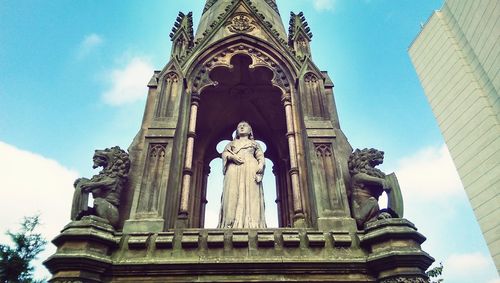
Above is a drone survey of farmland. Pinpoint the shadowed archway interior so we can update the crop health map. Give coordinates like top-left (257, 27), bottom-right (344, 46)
top-left (187, 54), bottom-right (294, 227)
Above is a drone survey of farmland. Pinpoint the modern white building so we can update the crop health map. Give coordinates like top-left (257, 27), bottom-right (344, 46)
top-left (409, 0), bottom-right (499, 272)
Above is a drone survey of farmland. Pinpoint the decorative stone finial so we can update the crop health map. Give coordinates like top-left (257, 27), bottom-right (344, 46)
top-left (170, 12), bottom-right (194, 60)
top-left (288, 12), bottom-right (313, 60)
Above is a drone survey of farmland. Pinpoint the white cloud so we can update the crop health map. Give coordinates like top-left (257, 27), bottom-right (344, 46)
top-left (444, 252), bottom-right (494, 280)
top-left (0, 141), bottom-right (78, 280)
top-left (77, 33), bottom-right (103, 59)
top-left (102, 57), bottom-right (153, 106)
top-left (391, 145), bottom-right (498, 283)
top-left (313, 0), bottom-right (335, 11)
top-left (394, 145), bottom-right (463, 200)
top-left (391, 144), bottom-right (464, 251)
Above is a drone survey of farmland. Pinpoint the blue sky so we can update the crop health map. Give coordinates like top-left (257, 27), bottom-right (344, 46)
top-left (0, 0), bottom-right (497, 282)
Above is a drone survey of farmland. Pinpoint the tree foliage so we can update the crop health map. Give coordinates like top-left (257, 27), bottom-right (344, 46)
top-left (426, 262), bottom-right (444, 283)
top-left (0, 215), bottom-right (47, 283)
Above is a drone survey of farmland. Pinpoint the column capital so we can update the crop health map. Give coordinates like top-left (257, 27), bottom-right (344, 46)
top-left (191, 92), bottom-right (201, 104)
top-left (281, 91), bottom-right (292, 103)
top-left (281, 92), bottom-right (292, 103)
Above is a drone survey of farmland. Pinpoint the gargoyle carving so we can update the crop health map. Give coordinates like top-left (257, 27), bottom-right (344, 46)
top-left (70, 146), bottom-right (130, 228)
top-left (348, 148), bottom-right (403, 229)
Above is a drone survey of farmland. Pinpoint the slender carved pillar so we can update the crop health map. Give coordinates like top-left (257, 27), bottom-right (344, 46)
top-left (282, 92), bottom-right (305, 226)
top-left (200, 164), bottom-right (211, 228)
top-left (178, 92), bottom-right (200, 226)
top-left (272, 164), bottom-right (284, 227)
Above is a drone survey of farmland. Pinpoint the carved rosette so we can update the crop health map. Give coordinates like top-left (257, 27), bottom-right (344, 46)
top-left (226, 13), bottom-right (256, 33)
top-left (191, 44), bottom-right (291, 94)
top-left (304, 73), bottom-right (319, 83)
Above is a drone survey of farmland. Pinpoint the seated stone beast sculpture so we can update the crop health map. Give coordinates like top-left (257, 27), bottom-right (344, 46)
top-left (348, 148), bottom-right (399, 230)
top-left (70, 146), bottom-right (130, 228)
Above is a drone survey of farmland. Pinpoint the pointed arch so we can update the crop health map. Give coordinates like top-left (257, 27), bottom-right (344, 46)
top-left (176, 34), bottom-right (313, 228)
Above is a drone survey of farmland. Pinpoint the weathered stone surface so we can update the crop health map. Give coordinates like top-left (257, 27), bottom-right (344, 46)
top-left (46, 0), bottom-right (434, 281)
top-left (348, 148), bottom-right (403, 230)
top-left (218, 122), bottom-right (267, 229)
top-left (360, 219), bottom-right (433, 281)
top-left (70, 147), bottom-right (130, 229)
top-left (46, 219), bottom-right (433, 282)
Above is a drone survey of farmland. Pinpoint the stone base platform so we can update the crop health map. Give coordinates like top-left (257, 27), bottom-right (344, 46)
top-left (44, 217), bottom-right (433, 282)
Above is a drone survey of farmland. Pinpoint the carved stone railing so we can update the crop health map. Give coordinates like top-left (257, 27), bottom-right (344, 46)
top-left (45, 217), bottom-right (432, 282)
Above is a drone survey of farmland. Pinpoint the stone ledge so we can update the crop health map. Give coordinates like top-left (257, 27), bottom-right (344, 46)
top-left (332, 232), bottom-right (352, 247)
top-left (307, 231), bottom-right (326, 247)
top-left (282, 230), bottom-right (300, 247)
top-left (127, 234), bottom-right (151, 249)
top-left (257, 231), bottom-right (275, 248)
top-left (182, 231), bottom-right (200, 248)
top-left (232, 231), bottom-right (249, 248)
top-left (155, 232), bottom-right (174, 249)
top-left (360, 219), bottom-right (427, 248)
top-left (207, 231), bottom-right (225, 248)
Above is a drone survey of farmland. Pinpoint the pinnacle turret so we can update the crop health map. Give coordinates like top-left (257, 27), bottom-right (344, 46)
top-left (288, 12), bottom-right (313, 60)
top-left (169, 12), bottom-right (194, 60)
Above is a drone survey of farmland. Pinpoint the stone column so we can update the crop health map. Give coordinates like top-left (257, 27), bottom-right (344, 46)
top-left (177, 92), bottom-right (200, 227)
top-left (282, 92), bottom-right (305, 227)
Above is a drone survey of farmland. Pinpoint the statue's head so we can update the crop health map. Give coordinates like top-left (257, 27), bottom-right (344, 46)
top-left (93, 150), bottom-right (109, 169)
top-left (348, 148), bottom-right (385, 177)
top-left (235, 121), bottom-right (254, 140)
top-left (92, 146), bottom-right (131, 178)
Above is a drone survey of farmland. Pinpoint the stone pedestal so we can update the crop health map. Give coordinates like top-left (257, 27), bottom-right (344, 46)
top-left (45, 218), bottom-right (433, 282)
top-left (44, 216), bottom-right (118, 283)
top-left (360, 219), bottom-right (434, 282)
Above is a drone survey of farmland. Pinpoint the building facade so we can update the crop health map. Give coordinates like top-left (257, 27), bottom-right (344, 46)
top-left (409, 0), bottom-right (499, 271)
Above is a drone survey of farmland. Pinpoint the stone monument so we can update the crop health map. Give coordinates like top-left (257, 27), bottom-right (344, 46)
top-left (45, 1), bottom-right (433, 282)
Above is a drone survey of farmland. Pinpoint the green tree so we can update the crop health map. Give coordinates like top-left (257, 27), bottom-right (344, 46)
top-left (0, 215), bottom-right (47, 283)
top-left (426, 262), bottom-right (444, 283)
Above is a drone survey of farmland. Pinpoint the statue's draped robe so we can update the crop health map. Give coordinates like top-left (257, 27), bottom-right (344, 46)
top-left (218, 139), bottom-right (266, 228)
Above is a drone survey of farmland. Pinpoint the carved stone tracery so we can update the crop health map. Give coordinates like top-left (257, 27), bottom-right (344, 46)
top-left (166, 72), bottom-right (179, 83)
top-left (156, 72), bottom-right (180, 118)
top-left (192, 44), bottom-right (291, 94)
top-left (314, 143), bottom-right (341, 213)
top-left (315, 143), bottom-right (332, 157)
top-left (137, 143), bottom-right (167, 214)
top-left (303, 72), bottom-right (327, 118)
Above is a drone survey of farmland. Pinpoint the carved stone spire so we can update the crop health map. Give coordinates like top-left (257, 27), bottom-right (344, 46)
top-left (203, 0), bottom-right (280, 15)
top-left (288, 12), bottom-right (313, 60)
top-left (169, 11), bottom-right (194, 60)
top-left (196, 0), bottom-right (287, 43)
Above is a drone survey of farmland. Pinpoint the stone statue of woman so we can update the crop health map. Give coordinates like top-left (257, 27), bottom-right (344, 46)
top-left (218, 121), bottom-right (267, 228)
